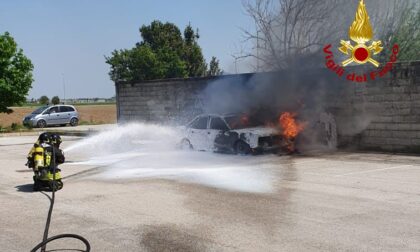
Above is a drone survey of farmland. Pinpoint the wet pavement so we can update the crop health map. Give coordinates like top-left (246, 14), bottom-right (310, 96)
top-left (1, 135), bottom-right (420, 251)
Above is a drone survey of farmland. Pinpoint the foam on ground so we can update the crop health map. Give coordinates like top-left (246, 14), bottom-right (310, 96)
top-left (65, 123), bottom-right (274, 193)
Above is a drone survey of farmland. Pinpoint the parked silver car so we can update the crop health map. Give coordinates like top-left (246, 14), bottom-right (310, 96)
top-left (23, 105), bottom-right (79, 128)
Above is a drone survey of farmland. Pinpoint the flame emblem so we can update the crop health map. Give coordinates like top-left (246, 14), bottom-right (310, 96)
top-left (339, 0), bottom-right (383, 67)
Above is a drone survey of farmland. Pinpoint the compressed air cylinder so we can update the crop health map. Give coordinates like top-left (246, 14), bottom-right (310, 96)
top-left (34, 147), bottom-right (44, 171)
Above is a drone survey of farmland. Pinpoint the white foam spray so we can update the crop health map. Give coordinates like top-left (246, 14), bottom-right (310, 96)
top-left (65, 123), bottom-right (274, 193)
top-left (64, 123), bottom-right (179, 154)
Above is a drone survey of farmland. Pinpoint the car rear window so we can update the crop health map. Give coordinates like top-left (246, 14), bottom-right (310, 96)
top-left (60, 106), bottom-right (75, 112)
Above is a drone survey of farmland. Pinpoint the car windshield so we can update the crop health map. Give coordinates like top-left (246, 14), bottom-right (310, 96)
top-left (31, 106), bottom-right (48, 114)
top-left (224, 115), bottom-right (261, 129)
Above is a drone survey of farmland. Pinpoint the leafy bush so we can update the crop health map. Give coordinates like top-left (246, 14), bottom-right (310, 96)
top-left (11, 123), bottom-right (18, 131)
top-left (0, 123), bottom-right (30, 133)
top-left (4, 123), bottom-right (25, 132)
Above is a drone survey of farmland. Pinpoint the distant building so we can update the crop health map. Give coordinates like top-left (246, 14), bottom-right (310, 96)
top-left (61, 98), bottom-right (116, 104)
top-left (25, 97), bottom-right (115, 105)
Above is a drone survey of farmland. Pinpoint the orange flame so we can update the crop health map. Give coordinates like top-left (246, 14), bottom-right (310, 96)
top-left (279, 112), bottom-right (305, 139)
top-left (240, 115), bottom-right (249, 126)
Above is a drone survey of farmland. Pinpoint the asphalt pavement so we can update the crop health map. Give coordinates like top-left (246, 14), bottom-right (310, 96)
top-left (0, 134), bottom-right (419, 251)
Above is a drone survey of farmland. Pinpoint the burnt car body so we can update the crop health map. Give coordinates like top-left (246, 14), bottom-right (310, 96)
top-left (181, 114), bottom-right (283, 154)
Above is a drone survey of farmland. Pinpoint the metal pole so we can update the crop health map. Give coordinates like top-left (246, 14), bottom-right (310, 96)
top-left (62, 74), bottom-right (66, 104)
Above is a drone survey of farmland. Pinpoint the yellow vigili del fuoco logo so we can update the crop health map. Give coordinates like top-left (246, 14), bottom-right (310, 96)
top-left (324, 0), bottom-right (399, 82)
top-left (339, 0), bottom-right (383, 67)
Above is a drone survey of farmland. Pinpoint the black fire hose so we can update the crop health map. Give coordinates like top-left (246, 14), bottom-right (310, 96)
top-left (31, 144), bottom-right (91, 252)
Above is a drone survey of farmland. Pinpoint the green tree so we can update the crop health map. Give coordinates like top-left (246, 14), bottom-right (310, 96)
top-left (386, 5), bottom-right (420, 61)
top-left (107, 46), bottom-right (164, 81)
top-left (207, 56), bottom-right (223, 76)
top-left (0, 32), bottom-right (33, 113)
top-left (183, 25), bottom-right (207, 77)
top-left (139, 21), bottom-right (184, 54)
top-left (51, 96), bottom-right (60, 105)
top-left (106, 21), bottom-right (222, 82)
top-left (39, 96), bottom-right (49, 105)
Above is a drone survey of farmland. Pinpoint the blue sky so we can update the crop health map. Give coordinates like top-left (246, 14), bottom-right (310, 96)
top-left (0, 0), bottom-right (254, 99)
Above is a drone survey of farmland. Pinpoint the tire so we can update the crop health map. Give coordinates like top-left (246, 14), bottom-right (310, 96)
top-left (235, 140), bottom-right (251, 155)
top-left (37, 120), bottom-right (47, 128)
top-left (180, 138), bottom-right (193, 150)
top-left (70, 118), bottom-right (78, 127)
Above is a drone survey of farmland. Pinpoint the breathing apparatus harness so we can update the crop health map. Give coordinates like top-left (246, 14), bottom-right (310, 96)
top-left (30, 136), bottom-right (91, 252)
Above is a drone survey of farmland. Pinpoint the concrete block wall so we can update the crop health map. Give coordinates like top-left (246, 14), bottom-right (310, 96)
top-left (337, 61), bottom-right (420, 152)
top-left (117, 76), bottom-right (215, 124)
top-left (116, 61), bottom-right (420, 152)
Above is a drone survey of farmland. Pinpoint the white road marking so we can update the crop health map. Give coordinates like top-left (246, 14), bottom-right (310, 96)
top-left (335, 165), bottom-right (414, 177)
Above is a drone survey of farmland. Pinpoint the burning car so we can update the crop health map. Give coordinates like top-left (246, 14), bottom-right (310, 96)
top-left (180, 114), bottom-right (284, 154)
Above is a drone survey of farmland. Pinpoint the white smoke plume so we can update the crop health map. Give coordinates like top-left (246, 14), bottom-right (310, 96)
top-left (65, 123), bottom-right (274, 193)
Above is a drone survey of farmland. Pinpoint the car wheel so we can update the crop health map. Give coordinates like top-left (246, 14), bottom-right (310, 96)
top-left (37, 120), bottom-right (47, 128)
top-left (235, 140), bottom-right (251, 155)
top-left (180, 138), bottom-right (193, 150)
top-left (70, 118), bottom-right (78, 127)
